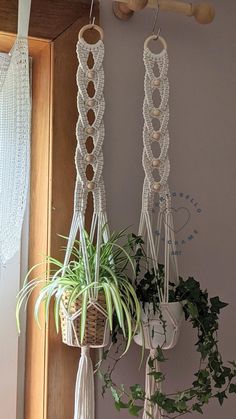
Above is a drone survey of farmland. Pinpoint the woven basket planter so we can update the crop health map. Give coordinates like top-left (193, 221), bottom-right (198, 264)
top-left (134, 302), bottom-right (184, 350)
top-left (60, 292), bottom-right (109, 348)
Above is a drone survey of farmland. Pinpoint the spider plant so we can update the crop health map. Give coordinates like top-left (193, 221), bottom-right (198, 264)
top-left (16, 229), bottom-right (141, 353)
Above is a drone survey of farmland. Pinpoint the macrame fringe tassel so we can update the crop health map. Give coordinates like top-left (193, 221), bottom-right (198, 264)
top-left (143, 350), bottom-right (162, 419)
top-left (74, 347), bottom-right (94, 419)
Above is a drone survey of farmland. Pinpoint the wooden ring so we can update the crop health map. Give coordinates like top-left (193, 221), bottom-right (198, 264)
top-left (144, 35), bottom-right (167, 52)
top-left (79, 24), bottom-right (104, 41)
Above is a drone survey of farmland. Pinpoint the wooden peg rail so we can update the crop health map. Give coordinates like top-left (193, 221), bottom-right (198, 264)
top-left (113, 0), bottom-right (215, 24)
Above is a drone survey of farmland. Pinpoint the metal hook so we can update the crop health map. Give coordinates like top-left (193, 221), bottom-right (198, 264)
top-left (152, 2), bottom-right (161, 40)
top-left (89, 0), bottom-right (96, 25)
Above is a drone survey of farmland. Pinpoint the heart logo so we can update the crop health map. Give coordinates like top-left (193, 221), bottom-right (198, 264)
top-left (164, 207), bottom-right (191, 234)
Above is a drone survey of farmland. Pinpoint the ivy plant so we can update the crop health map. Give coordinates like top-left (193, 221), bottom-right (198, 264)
top-left (98, 234), bottom-right (236, 418)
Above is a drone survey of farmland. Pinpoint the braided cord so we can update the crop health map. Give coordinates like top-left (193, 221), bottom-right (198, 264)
top-left (75, 37), bottom-right (106, 215)
top-left (62, 32), bottom-right (109, 307)
top-left (139, 39), bottom-right (178, 301)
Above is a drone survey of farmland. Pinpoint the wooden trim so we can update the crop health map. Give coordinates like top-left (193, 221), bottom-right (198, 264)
top-left (46, 17), bottom-right (98, 419)
top-left (0, 0), bottom-right (98, 40)
top-left (25, 41), bottom-right (52, 419)
top-left (0, 32), bottom-right (51, 419)
top-left (0, 2), bottom-right (99, 417)
top-left (46, 18), bottom-right (83, 419)
top-left (0, 32), bottom-right (50, 53)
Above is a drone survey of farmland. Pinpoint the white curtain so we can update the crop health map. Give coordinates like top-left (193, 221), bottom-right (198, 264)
top-left (0, 0), bottom-right (31, 267)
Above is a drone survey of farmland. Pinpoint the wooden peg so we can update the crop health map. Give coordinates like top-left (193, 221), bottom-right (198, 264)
top-left (192, 2), bottom-right (215, 24)
top-left (127, 0), bottom-right (148, 10)
top-left (113, 0), bottom-right (215, 24)
top-left (112, 1), bottom-right (134, 20)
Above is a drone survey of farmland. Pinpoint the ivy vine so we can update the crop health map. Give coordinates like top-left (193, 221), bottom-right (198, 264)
top-left (98, 234), bottom-right (236, 418)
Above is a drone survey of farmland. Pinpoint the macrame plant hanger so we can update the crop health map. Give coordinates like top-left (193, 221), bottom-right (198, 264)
top-left (59, 3), bottom-right (109, 419)
top-left (137, 8), bottom-right (182, 419)
top-left (0, 0), bottom-right (31, 272)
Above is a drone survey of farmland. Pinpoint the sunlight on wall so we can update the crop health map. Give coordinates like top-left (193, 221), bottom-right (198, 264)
top-left (0, 253), bottom-right (20, 419)
top-left (0, 195), bottom-right (28, 419)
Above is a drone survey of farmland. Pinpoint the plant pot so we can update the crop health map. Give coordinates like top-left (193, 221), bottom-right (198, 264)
top-left (134, 302), bottom-right (184, 350)
top-left (60, 292), bottom-right (109, 348)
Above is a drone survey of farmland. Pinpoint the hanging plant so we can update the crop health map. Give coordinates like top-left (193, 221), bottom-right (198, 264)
top-left (134, 262), bottom-right (184, 352)
top-left (99, 234), bottom-right (236, 418)
top-left (16, 230), bottom-right (141, 353)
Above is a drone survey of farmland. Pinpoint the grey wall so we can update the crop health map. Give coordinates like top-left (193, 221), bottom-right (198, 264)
top-left (97, 1), bottom-right (236, 418)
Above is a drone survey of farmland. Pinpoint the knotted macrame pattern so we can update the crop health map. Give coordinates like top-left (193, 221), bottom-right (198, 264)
top-left (62, 34), bottom-right (109, 308)
top-left (60, 27), bottom-right (109, 419)
top-left (139, 36), bottom-right (181, 419)
top-left (139, 37), bottom-right (178, 303)
top-left (0, 37), bottom-right (31, 267)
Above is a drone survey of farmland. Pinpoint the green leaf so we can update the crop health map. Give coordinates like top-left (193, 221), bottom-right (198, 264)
top-left (193, 404), bottom-right (203, 414)
top-left (148, 371), bottom-right (165, 382)
top-left (44, 284), bottom-right (58, 324)
top-left (130, 384), bottom-right (145, 400)
top-left (187, 302), bottom-right (198, 318)
top-left (54, 288), bottom-right (65, 332)
top-left (115, 401), bottom-right (129, 411)
top-left (100, 264), bottom-right (119, 286)
top-left (124, 280), bottom-right (142, 327)
top-left (120, 299), bottom-right (133, 354)
top-left (215, 391), bottom-right (227, 406)
top-left (34, 287), bottom-right (49, 327)
top-left (102, 283), bottom-right (114, 331)
top-left (111, 386), bottom-right (120, 403)
top-left (229, 384), bottom-right (236, 393)
top-left (80, 290), bottom-right (88, 344)
top-left (176, 399), bottom-right (187, 412)
top-left (128, 405), bottom-right (143, 416)
top-left (210, 297), bottom-right (228, 314)
top-left (150, 390), bottom-right (166, 406)
top-left (148, 356), bottom-right (154, 369)
top-left (16, 279), bottom-right (44, 332)
top-left (111, 242), bottom-right (135, 275)
top-left (156, 346), bottom-right (168, 363)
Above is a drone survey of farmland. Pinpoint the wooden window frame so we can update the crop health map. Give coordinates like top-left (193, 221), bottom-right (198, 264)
top-left (0, 2), bottom-right (98, 418)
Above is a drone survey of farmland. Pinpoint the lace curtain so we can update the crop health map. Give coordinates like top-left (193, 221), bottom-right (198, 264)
top-left (0, 0), bottom-right (31, 267)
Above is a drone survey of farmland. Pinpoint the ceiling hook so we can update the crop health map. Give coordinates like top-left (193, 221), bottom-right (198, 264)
top-left (89, 0), bottom-right (96, 26)
top-left (152, 2), bottom-right (161, 40)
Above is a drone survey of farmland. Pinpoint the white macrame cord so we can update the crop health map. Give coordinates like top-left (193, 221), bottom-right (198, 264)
top-left (61, 24), bottom-right (109, 419)
top-left (139, 35), bottom-right (180, 419)
top-left (74, 347), bottom-right (95, 419)
top-left (139, 35), bottom-right (178, 297)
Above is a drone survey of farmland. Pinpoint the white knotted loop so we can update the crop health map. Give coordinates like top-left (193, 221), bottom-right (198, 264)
top-left (61, 29), bottom-right (109, 304)
top-left (75, 37), bottom-right (106, 216)
top-left (139, 38), bottom-right (179, 302)
top-left (141, 43), bottom-right (170, 209)
top-left (62, 29), bottom-right (110, 419)
top-left (143, 349), bottom-right (162, 419)
top-left (74, 347), bottom-right (95, 419)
